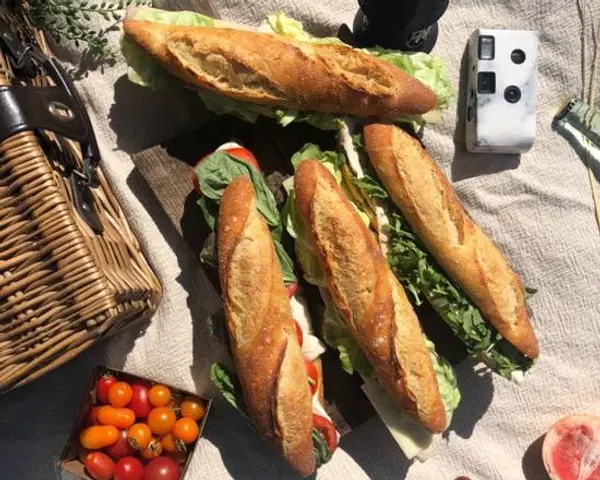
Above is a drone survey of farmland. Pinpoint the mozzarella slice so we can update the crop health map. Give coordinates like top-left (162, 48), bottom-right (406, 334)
top-left (289, 294), bottom-right (326, 361)
top-left (312, 395), bottom-right (341, 444)
top-left (216, 141), bottom-right (242, 151)
top-left (361, 377), bottom-right (441, 461)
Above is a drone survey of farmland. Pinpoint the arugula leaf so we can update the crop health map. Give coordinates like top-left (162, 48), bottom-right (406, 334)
top-left (312, 429), bottom-right (333, 468)
top-left (195, 152), bottom-right (280, 227)
top-left (353, 175), bottom-right (390, 200)
top-left (210, 363), bottom-right (251, 423)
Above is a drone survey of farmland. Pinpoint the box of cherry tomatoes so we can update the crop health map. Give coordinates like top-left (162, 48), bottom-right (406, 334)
top-left (58, 366), bottom-right (212, 480)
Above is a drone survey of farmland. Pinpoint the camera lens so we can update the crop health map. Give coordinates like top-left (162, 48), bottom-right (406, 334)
top-left (504, 85), bottom-right (521, 103)
top-left (511, 49), bottom-right (526, 64)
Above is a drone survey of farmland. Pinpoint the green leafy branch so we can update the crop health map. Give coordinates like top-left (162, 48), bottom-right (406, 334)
top-left (28, 0), bottom-right (150, 59)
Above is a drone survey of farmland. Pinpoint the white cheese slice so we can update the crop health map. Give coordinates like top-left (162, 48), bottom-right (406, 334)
top-left (361, 377), bottom-right (440, 461)
top-left (339, 120), bottom-right (365, 179)
top-left (216, 141), bottom-right (242, 151)
top-left (289, 294), bottom-right (326, 361)
top-left (374, 202), bottom-right (390, 257)
top-left (511, 370), bottom-right (525, 385)
top-left (312, 395), bottom-right (341, 443)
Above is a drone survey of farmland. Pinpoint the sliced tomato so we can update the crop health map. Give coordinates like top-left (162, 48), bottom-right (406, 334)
top-left (294, 321), bottom-right (303, 347)
top-left (313, 414), bottom-right (337, 453)
top-left (284, 282), bottom-right (298, 297)
top-left (304, 358), bottom-right (318, 396)
top-left (192, 146), bottom-right (260, 195)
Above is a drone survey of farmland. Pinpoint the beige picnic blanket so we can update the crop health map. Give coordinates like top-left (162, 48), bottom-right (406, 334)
top-left (4, 1), bottom-right (600, 479)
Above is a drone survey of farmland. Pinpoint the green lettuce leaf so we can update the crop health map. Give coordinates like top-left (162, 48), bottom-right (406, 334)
top-left (321, 302), bottom-right (373, 377)
top-left (424, 338), bottom-right (461, 414)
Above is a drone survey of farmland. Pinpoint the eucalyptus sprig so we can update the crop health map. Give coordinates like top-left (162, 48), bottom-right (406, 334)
top-left (28, 0), bottom-right (150, 59)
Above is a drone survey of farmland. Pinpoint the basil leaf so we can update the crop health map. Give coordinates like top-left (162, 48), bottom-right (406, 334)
top-left (353, 175), bottom-right (389, 200)
top-left (210, 363), bottom-right (251, 423)
top-left (199, 232), bottom-right (218, 268)
top-left (207, 309), bottom-right (231, 351)
top-left (195, 151), bottom-right (280, 227)
top-left (197, 196), bottom-right (219, 231)
top-left (312, 429), bottom-right (333, 468)
top-left (273, 240), bottom-right (297, 284)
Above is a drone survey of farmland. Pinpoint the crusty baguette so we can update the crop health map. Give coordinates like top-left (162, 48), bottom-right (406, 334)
top-left (363, 123), bottom-right (539, 359)
top-left (122, 18), bottom-right (437, 119)
top-left (218, 177), bottom-right (315, 477)
top-left (294, 160), bottom-right (447, 433)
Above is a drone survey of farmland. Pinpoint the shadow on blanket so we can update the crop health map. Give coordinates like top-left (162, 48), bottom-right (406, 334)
top-left (451, 43), bottom-right (521, 182)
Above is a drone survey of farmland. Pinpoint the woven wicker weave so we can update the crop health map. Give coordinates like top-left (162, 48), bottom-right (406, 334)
top-left (0, 8), bottom-right (161, 392)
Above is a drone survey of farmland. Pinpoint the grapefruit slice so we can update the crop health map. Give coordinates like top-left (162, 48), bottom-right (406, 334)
top-left (542, 414), bottom-right (600, 480)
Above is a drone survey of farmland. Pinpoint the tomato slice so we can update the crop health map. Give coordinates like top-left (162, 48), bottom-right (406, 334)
top-left (284, 282), bottom-right (298, 297)
top-left (304, 358), bottom-right (318, 396)
top-left (192, 145), bottom-right (261, 195)
top-left (312, 414), bottom-right (337, 453)
top-left (294, 321), bottom-right (303, 348)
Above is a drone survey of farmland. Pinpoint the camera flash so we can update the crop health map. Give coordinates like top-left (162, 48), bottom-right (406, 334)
top-left (478, 35), bottom-right (495, 60)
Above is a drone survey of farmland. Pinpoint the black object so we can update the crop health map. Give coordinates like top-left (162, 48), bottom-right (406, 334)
top-left (504, 85), bottom-right (522, 103)
top-left (0, 8), bottom-right (103, 233)
top-left (477, 72), bottom-right (496, 94)
top-left (511, 48), bottom-right (526, 64)
top-left (352, 0), bottom-right (449, 52)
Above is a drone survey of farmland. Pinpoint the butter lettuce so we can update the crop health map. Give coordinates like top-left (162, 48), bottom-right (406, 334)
top-left (121, 9), bottom-right (451, 130)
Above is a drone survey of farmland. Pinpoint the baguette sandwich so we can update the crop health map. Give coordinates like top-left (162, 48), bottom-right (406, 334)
top-left (283, 152), bottom-right (461, 459)
top-left (121, 8), bottom-right (452, 131)
top-left (196, 143), bottom-right (339, 476)
top-left (362, 123), bottom-right (539, 365)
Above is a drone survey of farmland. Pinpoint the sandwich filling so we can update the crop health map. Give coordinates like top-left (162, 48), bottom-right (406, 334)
top-left (196, 143), bottom-right (339, 466)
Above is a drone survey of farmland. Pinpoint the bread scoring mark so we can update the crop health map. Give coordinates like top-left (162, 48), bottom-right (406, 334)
top-left (226, 208), bottom-right (273, 346)
top-left (167, 38), bottom-right (285, 101)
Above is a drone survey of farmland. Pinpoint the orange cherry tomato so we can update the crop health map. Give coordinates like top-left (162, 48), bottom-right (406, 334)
top-left (160, 433), bottom-right (184, 453)
top-left (127, 423), bottom-right (152, 451)
top-left (96, 406), bottom-right (136, 429)
top-left (108, 382), bottom-right (133, 408)
top-left (147, 407), bottom-right (177, 436)
top-left (140, 438), bottom-right (163, 460)
top-left (172, 417), bottom-right (200, 444)
top-left (312, 414), bottom-right (337, 453)
top-left (148, 385), bottom-right (171, 408)
top-left (180, 398), bottom-right (206, 422)
top-left (304, 358), bottom-right (319, 396)
top-left (80, 425), bottom-right (120, 450)
top-left (294, 321), bottom-right (303, 348)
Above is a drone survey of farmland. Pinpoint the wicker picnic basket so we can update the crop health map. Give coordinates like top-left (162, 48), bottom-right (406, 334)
top-left (0, 4), bottom-right (162, 392)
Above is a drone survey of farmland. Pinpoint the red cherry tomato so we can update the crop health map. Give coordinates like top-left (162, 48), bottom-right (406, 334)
top-left (84, 452), bottom-right (115, 480)
top-left (284, 282), bottom-right (298, 297)
top-left (304, 358), bottom-right (319, 396)
top-left (294, 322), bottom-right (303, 348)
top-left (114, 456), bottom-right (145, 480)
top-left (192, 146), bottom-right (260, 195)
top-left (96, 374), bottom-right (117, 405)
top-left (144, 456), bottom-right (181, 480)
top-left (105, 429), bottom-right (135, 460)
top-left (128, 382), bottom-right (151, 419)
top-left (312, 415), bottom-right (337, 453)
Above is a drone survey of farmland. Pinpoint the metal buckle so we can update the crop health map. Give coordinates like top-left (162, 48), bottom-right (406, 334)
top-left (0, 11), bottom-right (103, 233)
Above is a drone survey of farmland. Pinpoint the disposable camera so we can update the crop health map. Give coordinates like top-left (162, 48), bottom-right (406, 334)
top-left (465, 29), bottom-right (539, 154)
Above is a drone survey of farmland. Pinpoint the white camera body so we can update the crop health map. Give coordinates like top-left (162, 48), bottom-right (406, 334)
top-left (465, 29), bottom-right (539, 154)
